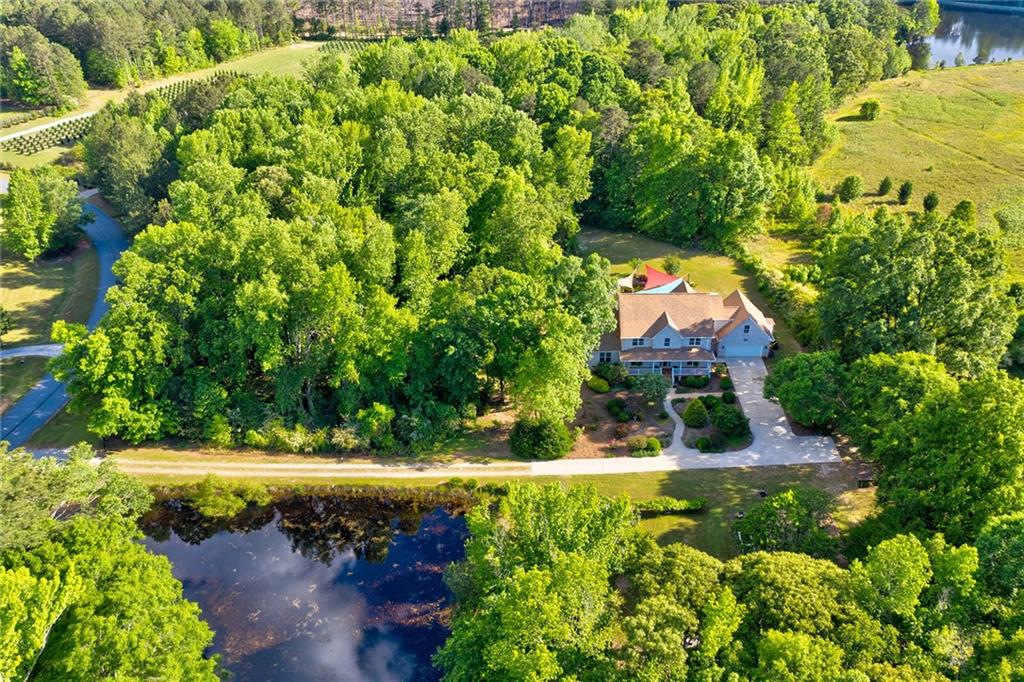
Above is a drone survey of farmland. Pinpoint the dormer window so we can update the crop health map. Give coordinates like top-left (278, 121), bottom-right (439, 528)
top-left (687, 338), bottom-right (700, 346)
top-left (663, 337), bottom-right (671, 347)
top-left (631, 338), bottom-right (645, 347)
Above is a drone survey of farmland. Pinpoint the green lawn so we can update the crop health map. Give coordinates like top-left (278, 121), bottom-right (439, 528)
top-left (810, 61), bottom-right (1024, 280)
top-left (0, 357), bottom-right (50, 413)
top-left (0, 244), bottom-right (98, 346)
top-left (578, 227), bottom-right (803, 357)
top-left (26, 406), bottom-right (99, 449)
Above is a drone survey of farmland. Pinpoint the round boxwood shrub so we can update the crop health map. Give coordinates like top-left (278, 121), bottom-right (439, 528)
top-left (646, 437), bottom-right (662, 454)
top-left (587, 376), bottom-right (610, 393)
top-left (722, 390), bottom-right (737, 404)
top-left (510, 417), bottom-right (574, 460)
top-left (720, 377), bottom-right (734, 390)
top-left (699, 395), bottom-right (723, 411)
top-left (695, 436), bottom-right (712, 452)
top-left (683, 399), bottom-right (709, 428)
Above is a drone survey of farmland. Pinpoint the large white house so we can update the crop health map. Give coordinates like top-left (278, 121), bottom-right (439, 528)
top-left (591, 265), bottom-right (775, 378)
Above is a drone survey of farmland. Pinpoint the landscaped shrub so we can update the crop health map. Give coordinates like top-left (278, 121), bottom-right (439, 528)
top-left (626, 435), bottom-right (650, 452)
top-left (658, 410), bottom-right (670, 420)
top-left (683, 399), bottom-right (709, 428)
top-left (720, 377), bottom-right (734, 390)
top-left (606, 397), bottom-right (632, 423)
top-left (593, 362), bottom-right (628, 386)
top-left (614, 423), bottom-right (630, 439)
top-left (634, 373), bottom-right (672, 403)
top-left (722, 391), bottom-right (737, 404)
top-left (509, 417), bottom-right (574, 460)
top-left (878, 176), bottom-right (893, 195)
top-left (635, 496), bottom-right (707, 514)
top-left (711, 404), bottom-right (751, 439)
top-left (699, 395), bottom-right (723, 411)
top-left (587, 376), bottom-right (611, 393)
top-left (683, 375), bottom-right (710, 389)
top-left (923, 191), bottom-right (940, 212)
top-left (695, 436), bottom-right (712, 452)
top-left (646, 437), bottom-right (662, 454)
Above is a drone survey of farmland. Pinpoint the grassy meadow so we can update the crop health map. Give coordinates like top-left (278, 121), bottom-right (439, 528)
top-left (810, 61), bottom-right (1024, 279)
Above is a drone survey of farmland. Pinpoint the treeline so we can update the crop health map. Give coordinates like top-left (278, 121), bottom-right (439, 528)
top-left (0, 0), bottom-right (293, 107)
top-left (54, 46), bottom-right (615, 451)
top-left (299, 0), bottom-right (591, 37)
top-left (44, 0), bottom-right (945, 452)
top-left (438, 482), bottom-right (1024, 680)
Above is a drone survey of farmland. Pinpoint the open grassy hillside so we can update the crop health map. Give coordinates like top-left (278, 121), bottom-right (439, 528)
top-left (810, 61), bottom-right (1024, 279)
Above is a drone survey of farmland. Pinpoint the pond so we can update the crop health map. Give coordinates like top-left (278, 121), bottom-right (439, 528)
top-left (926, 8), bottom-right (1024, 66)
top-left (140, 492), bottom-right (472, 682)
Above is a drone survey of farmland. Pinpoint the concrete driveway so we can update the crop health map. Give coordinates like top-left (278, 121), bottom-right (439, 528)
top-left (664, 358), bottom-right (841, 468)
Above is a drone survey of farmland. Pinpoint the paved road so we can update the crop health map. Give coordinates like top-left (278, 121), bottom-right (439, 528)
top-left (0, 344), bottom-right (63, 359)
top-left (0, 201), bottom-right (127, 448)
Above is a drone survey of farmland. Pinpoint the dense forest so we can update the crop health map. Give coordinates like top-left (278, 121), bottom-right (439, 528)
top-left (0, 0), bottom-right (293, 106)
top-left (438, 482), bottom-right (1024, 680)
top-left (46, 0), bottom-right (968, 453)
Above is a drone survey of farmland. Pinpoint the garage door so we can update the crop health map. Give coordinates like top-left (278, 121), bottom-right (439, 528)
top-left (719, 343), bottom-right (765, 358)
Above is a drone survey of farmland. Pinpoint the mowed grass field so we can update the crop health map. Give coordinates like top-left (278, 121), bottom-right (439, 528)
top-left (0, 245), bottom-right (98, 346)
top-left (578, 227), bottom-right (803, 357)
top-left (811, 61), bottom-right (1024, 279)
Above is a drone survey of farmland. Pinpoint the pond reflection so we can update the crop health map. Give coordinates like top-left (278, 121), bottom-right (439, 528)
top-left (141, 492), bottom-right (471, 681)
top-left (927, 9), bottom-right (1024, 66)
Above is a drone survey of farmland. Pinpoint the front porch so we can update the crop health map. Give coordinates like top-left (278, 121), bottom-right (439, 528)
top-left (626, 360), bottom-right (712, 378)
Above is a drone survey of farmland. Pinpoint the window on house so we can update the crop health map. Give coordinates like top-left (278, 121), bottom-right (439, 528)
top-left (688, 338), bottom-right (700, 346)
top-left (663, 337), bottom-right (671, 347)
top-left (743, 324), bottom-right (751, 334)
top-left (598, 352), bottom-right (614, 363)
top-left (631, 338), bottom-right (646, 347)
top-left (685, 361), bottom-right (699, 368)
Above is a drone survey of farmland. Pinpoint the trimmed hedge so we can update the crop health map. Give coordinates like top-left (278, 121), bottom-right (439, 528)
top-left (510, 417), bottom-right (574, 460)
top-left (683, 375), bottom-right (710, 388)
top-left (722, 391), bottom-right (737, 404)
top-left (635, 496), bottom-right (707, 514)
top-left (720, 377), bottom-right (734, 390)
top-left (587, 376), bottom-right (611, 393)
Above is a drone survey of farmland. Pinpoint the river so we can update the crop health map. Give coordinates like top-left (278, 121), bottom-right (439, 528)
top-left (926, 8), bottom-right (1024, 65)
top-left (140, 493), bottom-right (472, 682)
